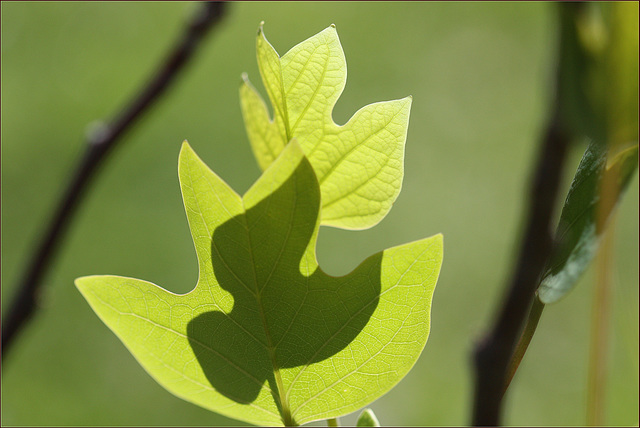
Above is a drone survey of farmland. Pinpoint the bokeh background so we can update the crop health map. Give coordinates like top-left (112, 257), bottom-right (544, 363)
top-left (2, 2), bottom-right (637, 426)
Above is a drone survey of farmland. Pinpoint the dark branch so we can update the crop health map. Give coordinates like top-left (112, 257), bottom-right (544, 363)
top-left (2, 2), bottom-right (227, 358)
top-left (470, 4), bottom-right (584, 423)
top-left (471, 103), bottom-right (570, 426)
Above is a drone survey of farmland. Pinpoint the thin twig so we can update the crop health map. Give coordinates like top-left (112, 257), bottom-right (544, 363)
top-left (1, 2), bottom-right (227, 358)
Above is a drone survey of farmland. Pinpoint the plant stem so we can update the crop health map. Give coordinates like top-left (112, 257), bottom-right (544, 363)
top-left (503, 298), bottom-right (545, 396)
top-left (587, 221), bottom-right (614, 426)
top-left (1, 1), bottom-right (227, 359)
top-left (327, 417), bottom-right (340, 427)
top-left (471, 4), bottom-right (579, 425)
top-left (586, 142), bottom-right (620, 425)
top-left (472, 104), bottom-right (569, 426)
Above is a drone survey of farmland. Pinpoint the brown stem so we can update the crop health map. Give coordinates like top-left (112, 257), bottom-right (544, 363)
top-left (1, 1), bottom-right (227, 358)
top-left (471, 4), bottom-right (585, 424)
top-left (472, 107), bottom-right (570, 425)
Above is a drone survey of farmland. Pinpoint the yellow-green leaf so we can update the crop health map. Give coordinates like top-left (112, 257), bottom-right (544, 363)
top-left (76, 141), bottom-right (443, 426)
top-left (240, 23), bottom-right (412, 230)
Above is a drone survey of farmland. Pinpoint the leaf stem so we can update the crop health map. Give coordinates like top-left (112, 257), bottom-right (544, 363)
top-left (503, 298), bottom-right (545, 395)
top-left (1, 2), bottom-right (227, 359)
top-left (587, 221), bottom-right (614, 426)
top-left (586, 141), bottom-right (620, 425)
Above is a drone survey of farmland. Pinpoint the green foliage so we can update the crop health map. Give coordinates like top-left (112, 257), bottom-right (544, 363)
top-left (356, 408), bottom-right (381, 427)
top-left (76, 25), bottom-right (442, 426)
top-left (558, 2), bottom-right (639, 147)
top-left (538, 142), bottom-right (638, 304)
top-left (240, 23), bottom-right (411, 230)
top-left (538, 3), bottom-right (639, 304)
top-left (76, 142), bottom-right (442, 426)
top-left (576, 2), bottom-right (639, 149)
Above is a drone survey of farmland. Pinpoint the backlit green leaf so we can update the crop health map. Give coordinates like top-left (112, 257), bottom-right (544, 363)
top-left (240, 23), bottom-right (412, 230)
top-left (76, 141), bottom-right (443, 426)
top-left (356, 408), bottom-right (381, 427)
top-left (538, 142), bottom-right (638, 304)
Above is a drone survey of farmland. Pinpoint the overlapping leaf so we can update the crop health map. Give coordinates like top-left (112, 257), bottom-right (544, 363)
top-left (538, 141), bottom-right (638, 304)
top-left (539, 3), bottom-right (638, 304)
top-left (76, 141), bottom-right (443, 426)
top-left (240, 23), bottom-right (412, 230)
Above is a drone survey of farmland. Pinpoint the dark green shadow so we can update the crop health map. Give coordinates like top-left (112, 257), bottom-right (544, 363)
top-left (187, 160), bottom-right (381, 409)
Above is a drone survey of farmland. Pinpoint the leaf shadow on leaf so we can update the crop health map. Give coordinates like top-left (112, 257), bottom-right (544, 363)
top-left (186, 158), bottom-right (382, 410)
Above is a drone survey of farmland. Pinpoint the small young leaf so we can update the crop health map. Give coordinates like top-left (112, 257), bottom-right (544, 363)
top-left (240, 23), bottom-right (412, 230)
top-left (356, 408), bottom-right (381, 427)
top-left (76, 141), bottom-right (443, 426)
top-left (538, 141), bottom-right (638, 304)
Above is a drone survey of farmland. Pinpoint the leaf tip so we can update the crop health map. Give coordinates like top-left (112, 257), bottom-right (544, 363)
top-left (356, 408), bottom-right (381, 427)
top-left (431, 232), bottom-right (444, 253)
top-left (180, 139), bottom-right (192, 153)
top-left (74, 275), bottom-right (102, 295)
top-left (240, 72), bottom-right (249, 85)
top-left (179, 140), bottom-right (197, 167)
top-left (257, 20), bottom-right (265, 35)
top-left (286, 138), bottom-right (305, 158)
top-left (74, 276), bottom-right (87, 290)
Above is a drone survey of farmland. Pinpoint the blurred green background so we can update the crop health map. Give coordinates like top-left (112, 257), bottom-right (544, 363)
top-left (1, 2), bottom-right (637, 426)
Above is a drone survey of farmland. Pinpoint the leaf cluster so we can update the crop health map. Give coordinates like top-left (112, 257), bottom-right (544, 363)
top-left (76, 24), bottom-right (443, 426)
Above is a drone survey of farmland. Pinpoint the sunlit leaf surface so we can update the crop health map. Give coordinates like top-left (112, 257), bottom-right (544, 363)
top-left (77, 141), bottom-right (442, 426)
top-left (241, 24), bottom-right (411, 230)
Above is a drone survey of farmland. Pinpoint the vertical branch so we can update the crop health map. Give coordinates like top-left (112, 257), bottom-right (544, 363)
top-left (1, 2), bottom-right (227, 358)
top-left (472, 106), bottom-right (570, 425)
top-left (471, 4), bottom-right (584, 425)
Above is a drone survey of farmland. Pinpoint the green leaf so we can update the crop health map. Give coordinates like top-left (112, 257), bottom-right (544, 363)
top-left (538, 142), bottom-right (638, 304)
top-left (356, 408), bottom-right (381, 427)
top-left (76, 141), bottom-right (443, 426)
top-left (240, 23), bottom-right (412, 230)
top-left (575, 2), bottom-right (639, 149)
top-left (601, 2), bottom-right (639, 149)
top-left (562, 3), bottom-right (639, 146)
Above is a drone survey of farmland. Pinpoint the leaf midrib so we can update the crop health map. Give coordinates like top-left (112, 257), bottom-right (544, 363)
top-left (287, 43), bottom-right (330, 136)
top-left (242, 177), bottom-right (299, 425)
top-left (185, 157), bottom-right (271, 347)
